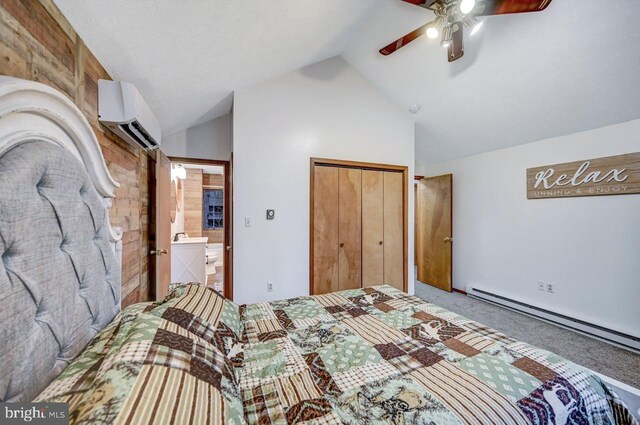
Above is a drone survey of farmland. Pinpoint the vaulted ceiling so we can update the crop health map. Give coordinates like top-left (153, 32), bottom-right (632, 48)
top-left (342, 0), bottom-right (640, 163)
top-left (53, 0), bottom-right (378, 135)
top-left (55, 0), bottom-right (640, 165)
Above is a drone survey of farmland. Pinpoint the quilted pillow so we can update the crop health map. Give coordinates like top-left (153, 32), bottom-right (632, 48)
top-left (162, 284), bottom-right (245, 365)
top-left (37, 285), bottom-right (246, 424)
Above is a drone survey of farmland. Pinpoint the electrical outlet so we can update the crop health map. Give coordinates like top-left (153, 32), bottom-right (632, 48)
top-left (245, 217), bottom-right (252, 227)
top-left (546, 282), bottom-right (554, 293)
top-left (267, 281), bottom-right (274, 292)
top-left (537, 281), bottom-right (546, 291)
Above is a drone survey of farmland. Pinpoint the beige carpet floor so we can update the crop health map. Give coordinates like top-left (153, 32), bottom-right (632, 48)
top-left (414, 280), bottom-right (640, 389)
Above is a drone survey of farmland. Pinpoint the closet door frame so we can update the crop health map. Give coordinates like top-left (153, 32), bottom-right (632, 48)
top-left (309, 157), bottom-right (409, 295)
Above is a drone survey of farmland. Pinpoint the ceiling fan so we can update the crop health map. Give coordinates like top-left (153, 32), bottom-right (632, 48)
top-left (379, 0), bottom-right (553, 62)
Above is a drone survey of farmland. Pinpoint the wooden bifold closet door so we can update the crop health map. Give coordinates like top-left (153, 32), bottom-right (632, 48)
top-left (312, 166), bottom-right (339, 294)
top-left (383, 171), bottom-right (404, 289)
top-left (361, 170), bottom-right (403, 288)
top-left (311, 160), bottom-right (406, 295)
top-left (362, 170), bottom-right (384, 286)
top-left (338, 168), bottom-right (362, 291)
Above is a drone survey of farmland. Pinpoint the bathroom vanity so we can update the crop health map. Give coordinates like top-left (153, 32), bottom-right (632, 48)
top-left (171, 237), bottom-right (208, 285)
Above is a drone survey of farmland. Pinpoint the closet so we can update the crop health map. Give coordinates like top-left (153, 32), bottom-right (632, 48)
top-left (311, 158), bottom-right (407, 295)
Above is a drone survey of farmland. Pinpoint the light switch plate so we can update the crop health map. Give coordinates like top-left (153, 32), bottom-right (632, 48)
top-left (245, 217), bottom-right (252, 227)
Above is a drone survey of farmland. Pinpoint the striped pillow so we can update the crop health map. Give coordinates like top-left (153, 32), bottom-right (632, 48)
top-left (164, 284), bottom-right (244, 366)
top-left (37, 287), bottom-right (247, 424)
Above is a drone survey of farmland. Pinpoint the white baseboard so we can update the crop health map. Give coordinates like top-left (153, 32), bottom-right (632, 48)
top-left (465, 285), bottom-right (640, 352)
top-left (465, 284), bottom-right (640, 419)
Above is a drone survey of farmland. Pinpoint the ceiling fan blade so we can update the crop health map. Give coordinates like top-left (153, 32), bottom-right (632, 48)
top-left (447, 22), bottom-right (464, 62)
top-left (379, 23), bottom-right (429, 56)
top-left (402, 0), bottom-right (439, 11)
top-left (475, 0), bottom-right (552, 16)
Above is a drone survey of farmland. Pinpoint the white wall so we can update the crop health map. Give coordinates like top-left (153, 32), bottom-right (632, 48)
top-left (162, 113), bottom-right (233, 160)
top-left (233, 56), bottom-right (415, 304)
top-left (418, 119), bottom-right (640, 338)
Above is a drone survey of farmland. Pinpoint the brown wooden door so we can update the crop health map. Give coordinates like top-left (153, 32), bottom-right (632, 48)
top-left (338, 168), bottom-right (362, 290)
top-left (383, 171), bottom-right (404, 290)
top-left (362, 170), bottom-right (384, 286)
top-left (312, 166), bottom-right (339, 294)
top-left (417, 174), bottom-right (453, 292)
top-left (224, 157), bottom-right (233, 300)
top-left (414, 183), bottom-right (418, 264)
top-left (154, 150), bottom-right (172, 299)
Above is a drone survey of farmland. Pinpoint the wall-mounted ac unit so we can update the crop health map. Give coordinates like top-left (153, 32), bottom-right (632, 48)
top-left (98, 79), bottom-right (161, 150)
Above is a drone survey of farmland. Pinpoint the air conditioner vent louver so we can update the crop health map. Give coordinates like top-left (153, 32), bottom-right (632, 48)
top-left (118, 120), bottom-right (159, 150)
top-left (98, 80), bottom-right (161, 151)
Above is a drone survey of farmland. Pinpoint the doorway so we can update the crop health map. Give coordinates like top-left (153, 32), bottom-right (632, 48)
top-left (168, 156), bottom-right (233, 299)
top-left (415, 174), bottom-right (453, 292)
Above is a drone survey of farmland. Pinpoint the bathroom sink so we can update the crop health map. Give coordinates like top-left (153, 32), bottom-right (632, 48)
top-left (172, 237), bottom-right (208, 245)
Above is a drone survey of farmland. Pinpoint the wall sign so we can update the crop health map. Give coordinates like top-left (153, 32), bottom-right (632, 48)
top-left (526, 152), bottom-right (640, 199)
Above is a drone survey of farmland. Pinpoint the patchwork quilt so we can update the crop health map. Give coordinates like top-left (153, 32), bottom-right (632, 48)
top-left (38, 284), bottom-right (637, 425)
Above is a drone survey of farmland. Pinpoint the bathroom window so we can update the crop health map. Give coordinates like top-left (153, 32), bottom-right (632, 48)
top-left (203, 189), bottom-right (223, 230)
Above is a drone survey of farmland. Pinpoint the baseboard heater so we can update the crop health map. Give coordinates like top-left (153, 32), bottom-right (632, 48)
top-left (466, 285), bottom-right (640, 419)
top-left (466, 286), bottom-right (640, 353)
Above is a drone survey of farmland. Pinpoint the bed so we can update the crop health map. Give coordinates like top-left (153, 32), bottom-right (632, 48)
top-left (0, 76), bottom-right (637, 425)
top-left (33, 284), bottom-right (636, 425)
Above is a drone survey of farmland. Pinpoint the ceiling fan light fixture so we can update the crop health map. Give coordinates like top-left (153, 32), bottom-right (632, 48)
top-left (463, 15), bottom-right (483, 35)
top-left (427, 16), bottom-right (445, 40)
top-left (459, 0), bottom-right (476, 15)
top-left (440, 25), bottom-right (453, 47)
top-left (426, 26), bottom-right (439, 39)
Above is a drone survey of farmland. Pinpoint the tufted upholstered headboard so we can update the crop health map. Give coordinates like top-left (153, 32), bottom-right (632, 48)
top-left (0, 76), bottom-right (123, 402)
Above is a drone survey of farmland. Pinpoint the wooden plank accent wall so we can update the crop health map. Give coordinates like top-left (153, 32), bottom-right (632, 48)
top-left (202, 229), bottom-right (223, 244)
top-left (0, 0), bottom-right (154, 307)
top-left (183, 169), bottom-right (203, 238)
top-left (203, 173), bottom-right (223, 187)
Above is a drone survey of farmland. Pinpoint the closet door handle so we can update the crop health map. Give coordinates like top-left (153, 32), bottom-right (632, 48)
top-left (339, 243), bottom-right (344, 248)
top-left (379, 241), bottom-right (383, 246)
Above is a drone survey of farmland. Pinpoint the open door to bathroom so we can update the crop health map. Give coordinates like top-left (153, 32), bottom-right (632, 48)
top-left (169, 156), bottom-right (233, 300)
top-left (151, 150), bottom-right (172, 300)
top-left (225, 154), bottom-right (233, 300)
